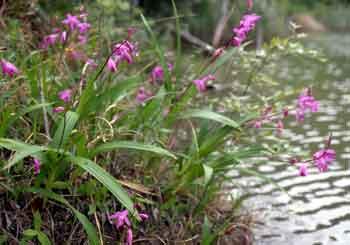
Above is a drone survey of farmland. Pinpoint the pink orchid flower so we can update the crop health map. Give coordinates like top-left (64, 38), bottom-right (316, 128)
top-left (299, 164), bottom-right (308, 176)
top-left (313, 148), bottom-right (336, 172)
top-left (0, 59), bottom-right (19, 77)
top-left (58, 89), bottom-right (72, 103)
top-left (193, 74), bottom-right (215, 92)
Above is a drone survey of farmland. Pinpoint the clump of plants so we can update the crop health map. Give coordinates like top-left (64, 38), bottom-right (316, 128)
top-left (0, 0), bottom-right (336, 244)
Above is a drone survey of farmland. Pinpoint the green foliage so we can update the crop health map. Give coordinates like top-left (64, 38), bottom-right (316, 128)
top-left (0, 1), bottom-right (326, 244)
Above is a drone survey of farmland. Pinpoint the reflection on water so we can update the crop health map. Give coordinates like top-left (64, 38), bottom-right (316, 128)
top-left (229, 34), bottom-right (350, 245)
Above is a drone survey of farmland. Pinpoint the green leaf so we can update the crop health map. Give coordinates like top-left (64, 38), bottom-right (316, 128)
top-left (0, 234), bottom-right (8, 244)
top-left (26, 188), bottom-right (99, 245)
top-left (51, 111), bottom-right (79, 148)
top-left (23, 229), bottom-right (38, 237)
top-left (20, 103), bottom-right (53, 116)
top-left (201, 216), bottom-right (215, 245)
top-left (92, 140), bottom-right (177, 159)
top-left (202, 164), bottom-right (213, 186)
top-left (0, 138), bottom-right (46, 170)
top-left (68, 156), bottom-right (136, 216)
top-left (0, 138), bottom-right (134, 221)
top-left (165, 85), bottom-right (197, 127)
top-left (33, 211), bottom-right (42, 231)
top-left (181, 110), bottom-right (240, 129)
top-left (198, 126), bottom-right (232, 157)
top-left (92, 76), bottom-right (141, 112)
top-left (37, 232), bottom-right (51, 245)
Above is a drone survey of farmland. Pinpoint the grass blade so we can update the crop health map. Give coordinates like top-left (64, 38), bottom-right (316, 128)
top-left (68, 156), bottom-right (136, 216)
top-left (91, 140), bottom-right (177, 159)
top-left (181, 109), bottom-right (240, 129)
top-left (51, 111), bottom-right (79, 148)
top-left (0, 138), bottom-right (46, 170)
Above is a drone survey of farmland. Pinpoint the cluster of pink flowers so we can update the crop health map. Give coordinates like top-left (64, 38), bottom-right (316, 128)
top-left (313, 148), bottom-right (336, 172)
top-left (231, 13), bottom-right (261, 47)
top-left (107, 41), bottom-right (138, 72)
top-left (40, 11), bottom-right (91, 49)
top-left (291, 135), bottom-right (336, 176)
top-left (295, 88), bottom-right (319, 122)
top-left (0, 59), bottom-right (19, 77)
top-left (109, 209), bottom-right (148, 245)
top-left (193, 74), bottom-right (216, 92)
top-left (252, 88), bottom-right (321, 136)
top-left (296, 147), bottom-right (336, 176)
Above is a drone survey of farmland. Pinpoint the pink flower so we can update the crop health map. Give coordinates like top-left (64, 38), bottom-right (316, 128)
top-left (40, 33), bottom-right (59, 49)
top-left (295, 109), bottom-right (305, 122)
top-left (150, 63), bottom-right (173, 85)
top-left (276, 120), bottom-right (284, 135)
top-left (60, 31), bottom-right (67, 43)
top-left (151, 66), bottom-right (164, 83)
top-left (212, 47), bottom-right (225, 59)
top-left (193, 74), bottom-right (215, 92)
top-left (299, 164), bottom-right (308, 176)
top-left (77, 22), bottom-right (91, 33)
top-left (139, 212), bottom-right (149, 221)
top-left (231, 14), bottom-right (261, 47)
top-left (58, 89), bottom-right (72, 103)
top-left (112, 41), bottom-right (137, 64)
top-left (107, 57), bottom-right (118, 72)
top-left (247, 0), bottom-right (253, 10)
top-left (106, 41), bottom-right (137, 72)
top-left (109, 210), bottom-right (131, 229)
top-left (297, 89), bottom-right (319, 113)
top-left (254, 120), bottom-right (262, 128)
top-left (283, 108), bottom-right (289, 118)
top-left (136, 87), bottom-right (152, 103)
top-left (295, 88), bottom-right (319, 122)
top-left (62, 14), bottom-right (80, 30)
top-left (0, 59), bottom-right (19, 77)
top-left (313, 148), bottom-right (336, 172)
top-left (126, 228), bottom-right (133, 245)
top-left (33, 158), bottom-right (40, 175)
top-left (53, 106), bottom-right (65, 113)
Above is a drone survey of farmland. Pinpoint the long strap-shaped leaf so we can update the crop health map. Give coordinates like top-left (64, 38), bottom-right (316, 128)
top-left (181, 109), bottom-right (240, 129)
top-left (91, 140), bottom-right (177, 159)
top-left (0, 138), bottom-right (46, 170)
top-left (0, 138), bottom-right (135, 217)
top-left (26, 188), bottom-right (99, 245)
top-left (68, 155), bottom-right (135, 214)
top-left (51, 111), bottom-right (79, 148)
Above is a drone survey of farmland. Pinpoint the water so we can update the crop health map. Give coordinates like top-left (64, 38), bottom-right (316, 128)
top-left (226, 33), bottom-right (350, 244)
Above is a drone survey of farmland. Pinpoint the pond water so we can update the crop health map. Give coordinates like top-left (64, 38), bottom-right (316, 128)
top-left (228, 33), bottom-right (350, 245)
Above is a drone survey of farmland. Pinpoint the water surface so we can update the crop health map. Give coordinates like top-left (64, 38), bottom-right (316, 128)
top-left (228, 33), bottom-right (350, 244)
